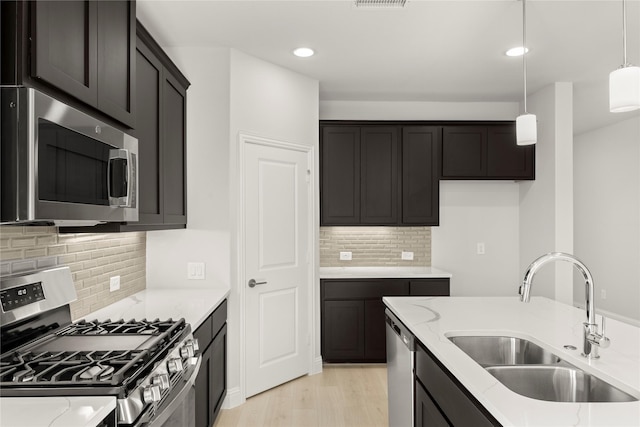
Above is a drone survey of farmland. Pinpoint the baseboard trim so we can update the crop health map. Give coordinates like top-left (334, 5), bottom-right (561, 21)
top-left (310, 356), bottom-right (323, 375)
top-left (222, 386), bottom-right (244, 409)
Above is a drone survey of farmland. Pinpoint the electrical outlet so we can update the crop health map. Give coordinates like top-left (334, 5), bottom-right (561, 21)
top-left (109, 276), bottom-right (120, 292)
top-left (339, 251), bottom-right (352, 261)
top-left (477, 242), bottom-right (486, 255)
top-left (601, 289), bottom-right (607, 300)
top-left (187, 262), bottom-right (206, 280)
top-left (401, 251), bottom-right (414, 260)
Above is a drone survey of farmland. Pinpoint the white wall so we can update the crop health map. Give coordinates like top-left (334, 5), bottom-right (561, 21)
top-left (518, 83), bottom-right (574, 304)
top-left (321, 100), bottom-right (524, 296)
top-left (432, 181), bottom-right (521, 296)
top-left (320, 100), bottom-right (518, 121)
top-left (146, 47), bottom-right (232, 291)
top-left (574, 117), bottom-right (640, 323)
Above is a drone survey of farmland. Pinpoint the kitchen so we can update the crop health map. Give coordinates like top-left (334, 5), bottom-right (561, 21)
top-left (1, 0), bottom-right (639, 426)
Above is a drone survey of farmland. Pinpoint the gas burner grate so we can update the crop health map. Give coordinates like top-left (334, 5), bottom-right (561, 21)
top-left (0, 349), bottom-right (149, 386)
top-left (59, 318), bottom-right (181, 336)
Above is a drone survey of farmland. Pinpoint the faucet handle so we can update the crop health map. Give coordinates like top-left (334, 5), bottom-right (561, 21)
top-left (599, 316), bottom-right (611, 348)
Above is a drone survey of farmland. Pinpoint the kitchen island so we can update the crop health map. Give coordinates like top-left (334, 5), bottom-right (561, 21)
top-left (383, 296), bottom-right (640, 426)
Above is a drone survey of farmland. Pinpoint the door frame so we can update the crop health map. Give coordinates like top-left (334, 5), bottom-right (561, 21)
top-left (236, 132), bottom-right (318, 404)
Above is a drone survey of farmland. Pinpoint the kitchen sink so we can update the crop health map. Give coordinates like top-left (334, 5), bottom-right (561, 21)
top-left (486, 365), bottom-right (638, 402)
top-left (448, 334), bottom-right (639, 403)
top-left (448, 335), bottom-right (561, 366)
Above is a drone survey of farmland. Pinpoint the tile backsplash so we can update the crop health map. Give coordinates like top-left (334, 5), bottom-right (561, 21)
top-left (0, 226), bottom-right (146, 320)
top-left (320, 226), bottom-right (431, 267)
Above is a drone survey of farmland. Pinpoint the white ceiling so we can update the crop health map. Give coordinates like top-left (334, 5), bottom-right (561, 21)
top-left (137, 0), bottom-right (640, 134)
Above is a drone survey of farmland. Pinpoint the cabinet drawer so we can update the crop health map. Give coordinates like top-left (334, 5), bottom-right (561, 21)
top-left (322, 280), bottom-right (408, 299)
top-left (416, 343), bottom-right (500, 427)
top-left (211, 300), bottom-right (227, 336)
top-left (194, 299), bottom-right (228, 351)
top-left (409, 279), bottom-right (450, 296)
top-left (194, 315), bottom-right (213, 349)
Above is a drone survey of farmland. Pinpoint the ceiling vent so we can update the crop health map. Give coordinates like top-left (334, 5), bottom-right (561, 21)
top-left (354, 0), bottom-right (407, 8)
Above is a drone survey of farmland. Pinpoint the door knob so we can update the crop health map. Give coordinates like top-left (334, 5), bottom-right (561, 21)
top-left (248, 278), bottom-right (267, 288)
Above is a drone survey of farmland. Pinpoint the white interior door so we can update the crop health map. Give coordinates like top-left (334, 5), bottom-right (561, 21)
top-left (244, 138), bottom-right (310, 397)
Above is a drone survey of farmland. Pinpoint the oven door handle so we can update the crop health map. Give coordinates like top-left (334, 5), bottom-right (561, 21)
top-left (135, 356), bottom-right (202, 427)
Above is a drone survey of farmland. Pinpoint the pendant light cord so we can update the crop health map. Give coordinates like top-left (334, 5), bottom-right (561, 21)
top-left (622, 0), bottom-right (628, 66)
top-left (522, 0), bottom-right (528, 113)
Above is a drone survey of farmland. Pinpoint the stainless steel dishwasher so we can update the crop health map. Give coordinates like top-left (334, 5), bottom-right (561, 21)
top-left (386, 308), bottom-right (415, 427)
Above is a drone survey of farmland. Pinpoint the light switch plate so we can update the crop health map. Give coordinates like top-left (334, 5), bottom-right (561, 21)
top-left (401, 251), bottom-right (414, 260)
top-left (339, 251), bottom-right (352, 261)
top-left (109, 276), bottom-right (120, 292)
top-left (477, 243), bottom-right (486, 255)
top-left (187, 262), bottom-right (206, 280)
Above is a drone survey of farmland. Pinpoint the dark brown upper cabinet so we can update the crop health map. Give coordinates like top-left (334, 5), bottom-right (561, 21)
top-left (441, 123), bottom-right (535, 180)
top-left (321, 126), bottom-right (361, 225)
top-left (321, 125), bottom-right (400, 225)
top-left (441, 126), bottom-right (488, 178)
top-left (487, 124), bottom-right (535, 179)
top-left (3, 0), bottom-right (135, 128)
top-left (96, 1), bottom-right (136, 127)
top-left (402, 127), bottom-right (440, 225)
top-left (60, 22), bottom-right (189, 233)
top-left (360, 127), bottom-right (399, 225)
top-left (31, 1), bottom-right (99, 107)
top-left (125, 22), bottom-right (188, 230)
top-left (320, 123), bottom-right (439, 226)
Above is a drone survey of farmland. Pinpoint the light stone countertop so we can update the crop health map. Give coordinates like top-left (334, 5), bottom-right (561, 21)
top-left (383, 295), bottom-right (640, 426)
top-left (83, 287), bottom-right (230, 330)
top-left (0, 396), bottom-right (116, 427)
top-left (319, 266), bottom-right (452, 279)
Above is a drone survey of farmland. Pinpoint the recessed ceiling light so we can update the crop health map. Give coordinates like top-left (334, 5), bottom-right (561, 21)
top-left (293, 47), bottom-right (315, 58)
top-left (506, 46), bottom-right (529, 57)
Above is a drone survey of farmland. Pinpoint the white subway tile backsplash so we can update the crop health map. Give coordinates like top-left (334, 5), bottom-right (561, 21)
top-left (320, 226), bottom-right (431, 267)
top-left (0, 226), bottom-right (146, 320)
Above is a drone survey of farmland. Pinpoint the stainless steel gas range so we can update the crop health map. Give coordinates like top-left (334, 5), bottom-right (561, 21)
top-left (0, 266), bottom-right (201, 427)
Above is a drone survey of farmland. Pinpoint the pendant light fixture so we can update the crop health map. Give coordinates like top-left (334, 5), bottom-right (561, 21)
top-left (609, 0), bottom-right (640, 113)
top-left (516, 0), bottom-right (537, 145)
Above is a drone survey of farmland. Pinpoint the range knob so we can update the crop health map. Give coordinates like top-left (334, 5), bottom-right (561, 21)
top-left (180, 342), bottom-right (195, 358)
top-left (143, 385), bottom-right (162, 403)
top-left (152, 373), bottom-right (170, 391)
top-left (167, 357), bottom-right (184, 374)
top-left (190, 338), bottom-right (200, 352)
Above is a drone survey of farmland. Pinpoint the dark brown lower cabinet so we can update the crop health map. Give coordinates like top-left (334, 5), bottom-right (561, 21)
top-left (415, 380), bottom-right (449, 427)
top-left (323, 300), bottom-right (365, 360)
top-left (415, 341), bottom-right (501, 427)
top-left (321, 278), bottom-right (449, 363)
top-left (194, 300), bottom-right (227, 427)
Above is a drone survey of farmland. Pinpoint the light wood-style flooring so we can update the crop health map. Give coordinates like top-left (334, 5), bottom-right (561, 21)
top-left (214, 365), bottom-right (388, 427)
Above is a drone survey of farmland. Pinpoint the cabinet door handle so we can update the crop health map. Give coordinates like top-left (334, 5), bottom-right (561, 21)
top-left (248, 279), bottom-right (267, 288)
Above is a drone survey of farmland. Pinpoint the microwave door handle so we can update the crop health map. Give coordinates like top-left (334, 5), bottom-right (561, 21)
top-left (108, 149), bottom-right (130, 207)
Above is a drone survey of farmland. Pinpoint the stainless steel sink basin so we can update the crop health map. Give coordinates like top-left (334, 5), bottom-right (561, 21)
top-left (447, 335), bottom-right (638, 403)
top-left (448, 335), bottom-right (561, 366)
top-left (486, 365), bottom-right (638, 402)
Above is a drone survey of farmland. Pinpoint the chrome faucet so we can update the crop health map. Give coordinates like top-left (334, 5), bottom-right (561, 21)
top-left (519, 252), bottom-right (610, 359)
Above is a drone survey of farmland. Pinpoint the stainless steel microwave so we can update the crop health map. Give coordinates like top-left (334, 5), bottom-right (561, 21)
top-left (1, 87), bottom-right (138, 226)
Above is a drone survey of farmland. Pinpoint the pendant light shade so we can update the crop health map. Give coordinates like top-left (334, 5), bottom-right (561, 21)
top-left (516, 0), bottom-right (537, 145)
top-left (610, 66), bottom-right (640, 113)
top-left (609, 0), bottom-right (640, 113)
top-left (516, 113), bottom-right (537, 146)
